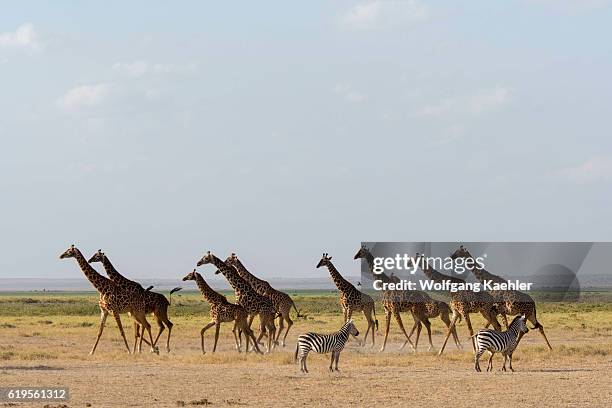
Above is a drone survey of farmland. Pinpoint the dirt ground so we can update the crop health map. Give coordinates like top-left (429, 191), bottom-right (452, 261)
top-left (1, 313), bottom-right (611, 407)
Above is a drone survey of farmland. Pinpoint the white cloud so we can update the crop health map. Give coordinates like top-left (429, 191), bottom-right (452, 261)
top-left (416, 87), bottom-right (512, 117)
top-left (467, 87), bottom-right (512, 115)
top-left (522, 0), bottom-right (611, 14)
top-left (56, 83), bottom-right (111, 111)
top-left (333, 83), bottom-right (367, 103)
top-left (113, 61), bottom-right (197, 77)
top-left (558, 157), bottom-right (612, 183)
top-left (0, 23), bottom-right (41, 50)
top-left (340, 0), bottom-right (428, 30)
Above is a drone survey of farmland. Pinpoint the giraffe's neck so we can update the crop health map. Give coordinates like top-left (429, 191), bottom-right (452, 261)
top-left (233, 259), bottom-right (268, 288)
top-left (210, 255), bottom-right (250, 296)
top-left (421, 259), bottom-right (465, 284)
top-left (361, 250), bottom-right (394, 284)
top-left (101, 255), bottom-right (135, 286)
top-left (325, 262), bottom-right (353, 293)
top-left (470, 266), bottom-right (508, 285)
top-left (364, 251), bottom-right (376, 273)
top-left (194, 272), bottom-right (226, 305)
top-left (73, 249), bottom-right (112, 293)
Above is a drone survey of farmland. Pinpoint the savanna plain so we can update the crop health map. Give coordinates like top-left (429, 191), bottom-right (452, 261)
top-left (1, 291), bottom-right (611, 407)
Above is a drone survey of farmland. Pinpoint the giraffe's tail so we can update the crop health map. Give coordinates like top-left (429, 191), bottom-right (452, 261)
top-left (169, 287), bottom-right (182, 306)
top-left (292, 301), bottom-right (307, 320)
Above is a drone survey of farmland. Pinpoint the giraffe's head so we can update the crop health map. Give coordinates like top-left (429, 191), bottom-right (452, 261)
top-left (59, 244), bottom-right (78, 259)
top-left (225, 252), bottom-right (239, 267)
top-left (316, 253), bottom-right (332, 268)
top-left (87, 249), bottom-right (105, 264)
top-left (182, 269), bottom-right (198, 281)
top-left (450, 245), bottom-right (473, 261)
top-left (353, 244), bottom-right (368, 260)
top-left (196, 251), bottom-right (214, 267)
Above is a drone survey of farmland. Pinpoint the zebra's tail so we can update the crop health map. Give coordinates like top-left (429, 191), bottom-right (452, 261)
top-left (168, 287), bottom-right (182, 306)
top-left (294, 342), bottom-right (299, 363)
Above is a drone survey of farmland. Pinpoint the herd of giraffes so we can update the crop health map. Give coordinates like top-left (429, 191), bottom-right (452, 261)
top-left (59, 244), bottom-right (552, 357)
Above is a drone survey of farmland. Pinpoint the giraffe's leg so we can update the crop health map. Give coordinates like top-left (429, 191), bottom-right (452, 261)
top-left (380, 311), bottom-right (392, 352)
top-left (236, 322), bottom-right (245, 352)
top-left (244, 314), bottom-right (257, 349)
top-left (362, 308), bottom-right (374, 347)
top-left (465, 314), bottom-right (477, 352)
top-left (231, 321), bottom-right (239, 352)
top-left (395, 311), bottom-right (415, 352)
top-left (369, 307), bottom-right (376, 347)
top-left (164, 318), bottom-right (173, 353)
top-left (112, 311), bottom-right (131, 354)
top-left (423, 319), bottom-right (434, 352)
top-left (527, 311), bottom-right (552, 350)
top-left (256, 317), bottom-right (267, 352)
top-left (400, 320), bottom-right (417, 351)
top-left (482, 309), bottom-right (501, 331)
top-left (90, 309), bottom-right (109, 355)
top-left (274, 314), bottom-right (283, 346)
top-left (135, 323), bottom-right (152, 347)
top-left (200, 321), bottom-right (216, 354)
top-left (151, 312), bottom-right (165, 350)
top-left (247, 313), bottom-right (255, 329)
top-left (414, 321), bottom-right (422, 354)
top-left (212, 322), bottom-right (221, 353)
top-left (266, 317), bottom-right (276, 352)
top-left (440, 310), bottom-right (462, 350)
top-left (247, 325), bottom-right (263, 354)
top-left (132, 321), bottom-right (140, 353)
top-left (438, 312), bottom-right (459, 356)
top-left (281, 311), bottom-right (293, 347)
top-left (133, 312), bottom-right (155, 353)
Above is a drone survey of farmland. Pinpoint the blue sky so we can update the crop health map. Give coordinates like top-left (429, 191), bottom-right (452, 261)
top-left (1, 1), bottom-right (611, 280)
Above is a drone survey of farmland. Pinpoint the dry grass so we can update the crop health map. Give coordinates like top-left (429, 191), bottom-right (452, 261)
top-left (1, 294), bottom-right (611, 407)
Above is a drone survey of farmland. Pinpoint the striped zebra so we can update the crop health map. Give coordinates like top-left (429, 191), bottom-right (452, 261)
top-left (474, 315), bottom-right (529, 372)
top-left (294, 320), bottom-right (359, 373)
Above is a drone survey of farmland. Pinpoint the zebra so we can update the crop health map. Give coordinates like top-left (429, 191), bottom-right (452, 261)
top-left (474, 315), bottom-right (529, 372)
top-left (294, 320), bottom-right (359, 373)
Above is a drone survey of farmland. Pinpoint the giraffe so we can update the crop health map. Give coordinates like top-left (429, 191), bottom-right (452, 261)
top-left (354, 244), bottom-right (460, 353)
top-left (450, 245), bottom-right (552, 350)
top-left (88, 250), bottom-right (181, 353)
top-left (59, 245), bottom-right (155, 354)
top-left (225, 253), bottom-right (303, 347)
top-left (196, 251), bottom-right (277, 353)
top-left (182, 269), bottom-right (261, 354)
top-left (316, 253), bottom-right (378, 347)
top-left (416, 252), bottom-right (501, 355)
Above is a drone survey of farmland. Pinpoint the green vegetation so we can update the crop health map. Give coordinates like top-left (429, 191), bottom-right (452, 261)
top-left (1, 289), bottom-right (611, 317)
